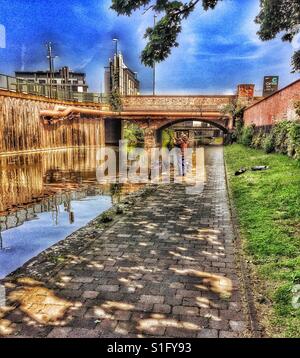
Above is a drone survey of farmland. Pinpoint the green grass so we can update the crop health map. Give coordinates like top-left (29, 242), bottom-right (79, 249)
top-left (224, 144), bottom-right (300, 337)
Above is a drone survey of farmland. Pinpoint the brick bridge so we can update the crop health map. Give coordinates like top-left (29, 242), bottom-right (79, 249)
top-left (41, 95), bottom-right (237, 148)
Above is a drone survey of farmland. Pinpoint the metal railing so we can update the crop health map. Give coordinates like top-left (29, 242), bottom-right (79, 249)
top-left (0, 73), bottom-right (109, 104)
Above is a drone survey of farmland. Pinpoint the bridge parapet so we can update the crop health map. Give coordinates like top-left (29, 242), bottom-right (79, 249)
top-left (122, 95), bottom-right (235, 113)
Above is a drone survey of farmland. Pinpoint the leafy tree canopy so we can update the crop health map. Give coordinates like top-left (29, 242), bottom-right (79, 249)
top-left (111, 0), bottom-right (300, 72)
top-left (111, 0), bottom-right (220, 67)
top-left (255, 0), bottom-right (300, 73)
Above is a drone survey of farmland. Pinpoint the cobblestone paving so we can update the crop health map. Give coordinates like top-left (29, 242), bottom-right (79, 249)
top-left (0, 147), bottom-right (250, 338)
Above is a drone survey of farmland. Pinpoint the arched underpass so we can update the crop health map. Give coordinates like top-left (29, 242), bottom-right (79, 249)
top-left (156, 119), bottom-right (228, 147)
top-left (104, 117), bottom-right (228, 147)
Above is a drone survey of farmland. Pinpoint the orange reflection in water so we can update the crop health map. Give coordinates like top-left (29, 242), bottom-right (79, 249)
top-left (0, 148), bottom-right (141, 215)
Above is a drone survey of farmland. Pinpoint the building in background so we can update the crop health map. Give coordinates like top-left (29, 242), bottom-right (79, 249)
top-left (104, 53), bottom-right (140, 96)
top-left (15, 66), bottom-right (88, 93)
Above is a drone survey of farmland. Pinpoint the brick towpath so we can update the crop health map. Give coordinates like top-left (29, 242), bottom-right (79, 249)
top-left (0, 147), bottom-right (250, 338)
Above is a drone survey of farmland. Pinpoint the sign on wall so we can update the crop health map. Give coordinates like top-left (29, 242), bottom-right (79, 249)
top-left (263, 76), bottom-right (279, 97)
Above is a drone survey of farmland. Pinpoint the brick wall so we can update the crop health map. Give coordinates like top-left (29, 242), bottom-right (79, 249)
top-left (244, 79), bottom-right (300, 127)
top-left (122, 95), bottom-right (234, 112)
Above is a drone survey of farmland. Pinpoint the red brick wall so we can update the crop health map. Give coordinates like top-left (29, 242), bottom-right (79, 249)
top-left (244, 80), bottom-right (300, 127)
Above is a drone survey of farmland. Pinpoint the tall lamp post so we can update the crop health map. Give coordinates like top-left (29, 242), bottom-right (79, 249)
top-left (112, 38), bottom-right (119, 92)
top-left (153, 15), bottom-right (157, 96)
top-left (46, 42), bottom-right (56, 98)
top-left (46, 42), bottom-right (58, 98)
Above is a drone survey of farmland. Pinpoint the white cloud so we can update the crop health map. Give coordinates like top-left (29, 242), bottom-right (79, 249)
top-left (0, 24), bottom-right (6, 49)
top-left (70, 0), bottom-right (299, 93)
top-left (21, 44), bottom-right (26, 71)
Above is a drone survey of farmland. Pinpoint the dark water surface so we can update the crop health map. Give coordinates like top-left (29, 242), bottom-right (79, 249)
top-left (0, 147), bottom-right (141, 279)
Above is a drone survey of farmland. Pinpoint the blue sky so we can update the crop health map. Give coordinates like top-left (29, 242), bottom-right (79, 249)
top-left (0, 0), bottom-right (299, 94)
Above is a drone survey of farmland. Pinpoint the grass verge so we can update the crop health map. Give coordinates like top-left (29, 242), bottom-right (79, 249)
top-left (224, 144), bottom-right (300, 338)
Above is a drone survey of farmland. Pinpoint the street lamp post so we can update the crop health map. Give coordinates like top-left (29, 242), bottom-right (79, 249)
top-left (46, 42), bottom-right (57, 98)
top-left (112, 39), bottom-right (119, 92)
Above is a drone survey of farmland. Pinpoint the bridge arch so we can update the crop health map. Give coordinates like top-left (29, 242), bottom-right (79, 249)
top-left (154, 118), bottom-right (228, 147)
top-left (155, 118), bottom-right (229, 133)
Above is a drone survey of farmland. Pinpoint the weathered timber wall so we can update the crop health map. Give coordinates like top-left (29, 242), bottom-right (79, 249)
top-left (0, 91), bottom-right (105, 154)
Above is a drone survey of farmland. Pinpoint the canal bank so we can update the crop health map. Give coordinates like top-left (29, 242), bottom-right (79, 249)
top-left (0, 147), bottom-right (145, 279)
top-left (0, 146), bottom-right (252, 338)
top-left (224, 144), bottom-right (300, 338)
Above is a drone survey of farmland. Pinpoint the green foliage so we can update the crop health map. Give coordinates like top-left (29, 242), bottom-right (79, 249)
top-left (255, 0), bottom-right (300, 72)
top-left (123, 122), bottom-right (145, 147)
top-left (237, 121), bottom-right (300, 161)
top-left (111, 0), bottom-right (300, 72)
top-left (263, 135), bottom-right (275, 154)
top-left (288, 122), bottom-right (300, 160)
top-left (234, 118), bottom-right (244, 138)
top-left (268, 122), bottom-right (288, 155)
top-left (239, 124), bottom-right (255, 147)
top-left (225, 144), bottom-right (300, 337)
top-left (295, 101), bottom-right (300, 118)
top-left (221, 99), bottom-right (246, 120)
top-left (251, 129), bottom-right (265, 149)
top-left (292, 50), bottom-right (300, 73)
top-left (100, 211), bottom-right (114, 223)
top-left (111, 0), bottom-right (221, 67)
top-left (109, 88), bottom-right (122, 111)
top-left (161, 128), bottom-right (175, 148)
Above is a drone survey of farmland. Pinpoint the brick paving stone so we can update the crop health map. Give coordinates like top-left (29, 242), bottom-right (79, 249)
top-left (0, 147), bottom-right (250, 338)
top-left (197, 329), bottom-right (218, 338)
top-left (47, 327), bottom-right (72, 338)
top-left (153, 304), bottom-right (172, 314)
top-left (219, 331), bottom-right (239, 338)
top-left (229, 320), bottom-right (248, 332)
top-left (67, 328), bottom-right (100, 338)
top-left (82, 291), bottom-right (99, 299)
top-left (172, 306), bottom-right (199, 316)
top-left (139, 295), bottom-right (165, 304)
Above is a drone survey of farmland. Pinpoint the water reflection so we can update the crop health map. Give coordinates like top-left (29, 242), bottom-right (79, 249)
top-left (0, 147), bottom-right (142, 279)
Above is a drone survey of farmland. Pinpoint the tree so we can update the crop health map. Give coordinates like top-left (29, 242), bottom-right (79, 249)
top-left (220, 99), bottom-right (246, 137)
top-left (109, 88), bottom-right (122, 111)
top-left (111, 0), bottom-right (300, 72)
top-left (111, 0), bottom-right (220, 67)
top-left (255, 0), bottom-right (300, 72)
top-left (220, 99), bottom-right (246, 121)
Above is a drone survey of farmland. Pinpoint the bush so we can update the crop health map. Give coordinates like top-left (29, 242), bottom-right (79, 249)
top-left (288, 123), bottom-right (300, 160)
top-left (272, 121), bottom-right (290, 155)
top-left (251, 130), bottom-right (265, 149)
top-left (236, 121), bottom-right (300, 161)
top-left (124, 122), bottom-right (145, 147)
top-left (295, 101), bottom-right (300, 118)
top-left (263, 135), bottom-right (275, 153)
top-left (240, 125), bottom-right (255, 147)
top-left (162, 128), bottom-right (175, 149)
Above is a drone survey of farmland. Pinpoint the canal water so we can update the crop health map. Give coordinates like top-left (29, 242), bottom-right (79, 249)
top-left (0, 147), bottom-right (141, 279)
